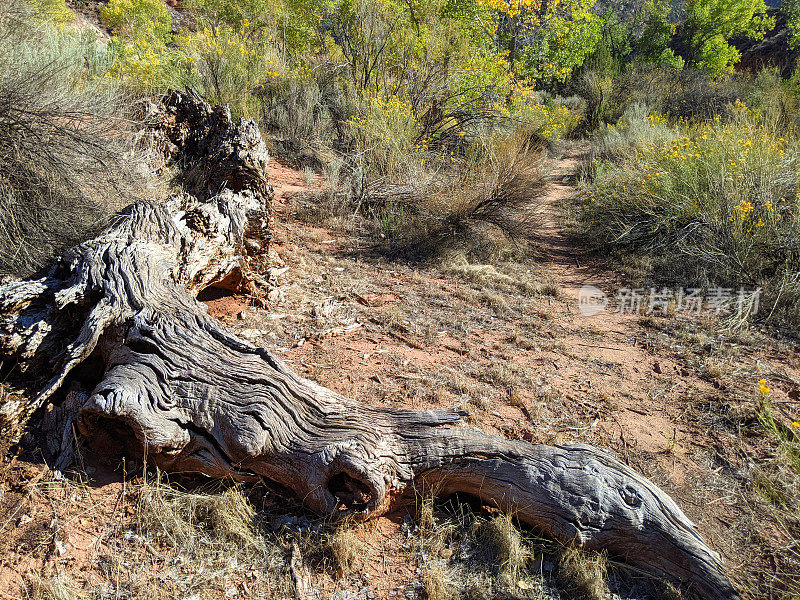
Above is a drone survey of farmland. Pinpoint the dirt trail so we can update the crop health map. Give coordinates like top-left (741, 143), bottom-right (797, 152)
top-left (259, 148), bottom-right (733, 483)
top-left (532, 147), bottom-right (695, 461)
top-left (538, 146), bottom-right (606, 292)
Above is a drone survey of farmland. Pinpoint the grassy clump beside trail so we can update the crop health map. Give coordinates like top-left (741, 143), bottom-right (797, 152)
top-left (580, 97), bottom-right (800, 331)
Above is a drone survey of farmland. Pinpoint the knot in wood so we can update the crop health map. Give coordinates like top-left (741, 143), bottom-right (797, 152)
top-left (620, 485), bottom-right (643, 508)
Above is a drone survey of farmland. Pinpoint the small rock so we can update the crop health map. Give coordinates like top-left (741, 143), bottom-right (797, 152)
top-left (268, 266), bottom-right (290, 279)
top-left (518, 579), bottom-right (534, 590)
top-left (267, 288), bottom-right (285, 303)
top-left (239, 329), bottom-right (262, 342)
top-left (244, 239), bottom-right (262, 253)
top-left (54, 540), bottom-right (68, 557)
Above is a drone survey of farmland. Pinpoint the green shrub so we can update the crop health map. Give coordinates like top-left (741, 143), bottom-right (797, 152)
top-left (100, 0), bottom-right (172, 41)
top-left (580, 100), bottom-right (800, 329)
top-left (349, 94), bottom-right (421, 178)
top-left (177, 23), bottom-right (284, 113)
top-left (513, 96), bottom-right (583, 142)
top-left (592, 102), bottom-right (675, 158)
top-left (574, 70), bottom-right (615, 129)
top-left (613, 66), bottom-right (763, 122)
top-left (256, 60), bottom-right (356, 165)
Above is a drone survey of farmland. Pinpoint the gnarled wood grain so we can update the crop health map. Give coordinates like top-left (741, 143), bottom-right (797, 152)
top-left (0, 90), bottom-right (740, 600)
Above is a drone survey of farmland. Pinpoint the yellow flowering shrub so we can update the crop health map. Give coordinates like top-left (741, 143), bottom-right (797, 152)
top-left (756, 378), bottom-right (800, 473)
top-left (581, 100), bottom-right (800, 328)
top-left (101, 0), bottom-right (172, 41)
top-left (101, 0), bottom-right (184, 91)
top-left (30, 0), bottom-right (73, 25)
top-left (108, 33), bottom-right (191, 92)
top-left (177, 25), bottom-right (283, 109)
top-left (348, 94), bottom-right (421, 176)
top-left (513, 101), bottom-right (582, 142)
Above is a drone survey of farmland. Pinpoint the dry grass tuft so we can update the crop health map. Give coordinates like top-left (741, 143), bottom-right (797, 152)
top-left (656, 580), bottom-right (685, 600)
top-left (418, 495), bottom-right (436, 532)
top-left (24, 574), bottom-right (81, 600)
top-left (137, 480), bottom-right (262, 553)
top-left (441, 252), bottom-right (550, 297)
top-left (323, 522), bottom-right (366, 576)
top-left (474, 514), bottom-right (528, 583)
top-left (101, 475), bottom-right (293, 597)
top-left (416, 492), bottom-right (458, 557)
top-left (394, 142), bottom-right (546, 259)
top-left (424, 563), bottom-right (457, 600)
top-left (557, 547), bottom-right (609, 600)
top-left (459, 573), bottom-right (494, 600)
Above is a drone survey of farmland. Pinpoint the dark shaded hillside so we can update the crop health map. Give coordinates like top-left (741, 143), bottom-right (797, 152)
top-left (734, 8), bottom-right (799, 74)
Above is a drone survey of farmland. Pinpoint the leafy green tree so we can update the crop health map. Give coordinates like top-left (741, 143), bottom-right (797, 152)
top-left (476, 0), bottom-right (602, 84)
top-left (632, 0), bottom-right (684, 69)
top-left (324, 0), bottom-right (398, 92)
top-left (685, 0), bottom-right (774, 75)
top-left (582, 9), bottom-right (632, 77)
top-left (185, 0), bottom-right (269, 28)
top-left (783, 0), bottom-right (800, 50)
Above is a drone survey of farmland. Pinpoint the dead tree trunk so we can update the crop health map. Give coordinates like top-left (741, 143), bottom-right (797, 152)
top-left (0, 90), bottom-right (739, 600)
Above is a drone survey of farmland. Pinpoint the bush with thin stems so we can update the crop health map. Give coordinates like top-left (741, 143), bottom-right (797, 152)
top-left (0, 1), bottom-right (148, 277)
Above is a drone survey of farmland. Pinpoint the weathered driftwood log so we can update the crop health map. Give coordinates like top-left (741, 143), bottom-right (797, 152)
top-left (0, 91), bottom-right (739, 600)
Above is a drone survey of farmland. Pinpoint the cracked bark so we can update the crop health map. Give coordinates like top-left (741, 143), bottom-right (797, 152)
top-left (0, 90), bottom-right (740, 599)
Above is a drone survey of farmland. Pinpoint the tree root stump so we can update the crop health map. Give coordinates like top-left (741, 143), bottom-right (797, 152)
top-left (0, 90), bottom-right (740, 599)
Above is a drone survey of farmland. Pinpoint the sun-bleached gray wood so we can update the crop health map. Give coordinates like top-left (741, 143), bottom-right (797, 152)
top-left (0, 90), bottom-right (739, 600)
